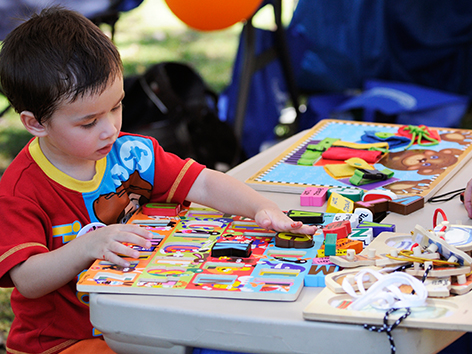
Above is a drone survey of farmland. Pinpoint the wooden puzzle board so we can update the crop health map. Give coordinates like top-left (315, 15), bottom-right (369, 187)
top-left (246, 119), bottom-right (472, 198)
top-left (77, 207), bottom-right (327, 301)
top-left (303, 231), bottom-right (472, 331)
top-left (303, 285), bottom-right (472, 332)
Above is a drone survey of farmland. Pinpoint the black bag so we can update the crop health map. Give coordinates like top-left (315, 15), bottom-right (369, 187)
top-left (121, 61), bottom-right (241, 170)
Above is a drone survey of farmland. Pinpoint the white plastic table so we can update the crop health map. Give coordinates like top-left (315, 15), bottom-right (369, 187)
top-left (90, 131), bottom-right (472, 354)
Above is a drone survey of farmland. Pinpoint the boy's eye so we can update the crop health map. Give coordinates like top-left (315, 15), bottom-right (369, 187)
top-left (112, 102), bottom-right (123, 112)
top-left (81, 119), bottom-right (98, 129)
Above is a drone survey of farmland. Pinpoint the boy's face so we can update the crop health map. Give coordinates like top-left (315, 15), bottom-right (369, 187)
top-left (39, 75), bottom-right (124, 168)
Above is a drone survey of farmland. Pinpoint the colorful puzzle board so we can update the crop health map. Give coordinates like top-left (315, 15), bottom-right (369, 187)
top-left (77, 207), bottom-right (333, 301)
top-left (246, 119), bottom-right (472, 198)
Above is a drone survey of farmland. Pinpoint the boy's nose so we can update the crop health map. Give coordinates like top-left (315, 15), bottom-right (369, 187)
top-left (100, 115), bottom-right (119, 140)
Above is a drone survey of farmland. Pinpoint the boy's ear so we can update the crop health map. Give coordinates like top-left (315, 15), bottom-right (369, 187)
top-left (20, 111), bottom-right (47, 137)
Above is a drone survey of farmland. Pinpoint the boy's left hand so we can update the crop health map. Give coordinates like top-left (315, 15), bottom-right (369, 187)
top-left (255, 207), bottom-right (317, 235)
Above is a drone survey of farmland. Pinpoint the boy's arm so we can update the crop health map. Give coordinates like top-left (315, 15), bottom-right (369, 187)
top-left (9, 224), bottom-right (152, 299)
top-left (186, 168), bottom-right (317, 235)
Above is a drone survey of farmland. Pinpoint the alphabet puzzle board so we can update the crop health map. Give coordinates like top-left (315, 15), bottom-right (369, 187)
top-left (246, 119), bottom-right (472, 198)
top-left (77, 207), bottom-right (339, 301)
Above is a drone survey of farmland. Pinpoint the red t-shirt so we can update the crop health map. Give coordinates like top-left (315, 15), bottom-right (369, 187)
top-left (0, 133), bottom-right (204, 354)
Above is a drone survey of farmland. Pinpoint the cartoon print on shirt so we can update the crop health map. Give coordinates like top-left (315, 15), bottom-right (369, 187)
top-left (93, 171), bottom-right (152, 224)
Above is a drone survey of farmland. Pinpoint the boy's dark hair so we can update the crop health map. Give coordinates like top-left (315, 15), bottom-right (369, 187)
top-left (0, 6), bottom-right (123, 124)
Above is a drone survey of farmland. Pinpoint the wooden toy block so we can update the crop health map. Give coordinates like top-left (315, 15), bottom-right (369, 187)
top-left (300, 187), bottom-right (328, 206)
top-left (353, 208), bottom-right (373, 223)
top-left (300, 187), bottom-right (314, 206)
top-left (388, 196), bottom-right (424, 215)
top-left (336, 238), bottom-right (364, 254)
top-left (286, 210), bottom-right (324, 224)
top-left (348, 228), bottom-right (374, 246)
top-left (362, 189), bottom-right (397, 202)
top-left (311, 187), bottom-right (328, 206)
top-left (317, 248), bottom-right (347, 257)
top-left (143, 203), bottom-right (181, 216)
top-left (275, 232), bottom-right (314, 249)
top-left (326, 192), bottom-right (354, 213)
top-left (211, 240), bottom-right (253, 258)
top-left (354, 198), bottom-right (389, 214)
top-left (357, 221), bottom-right (395, 238)
top-left (305, 261), bottom-right (342, 287)
top-left (324, 233), bottom-right (338, 256)
top-left (323, 220), bottom-right (351, 240)
top-left (320, 238), bottom-right (364, 253)
top-left (332, 213), bottom-right (360, 229)
top-left (412, 224), bottom-right (472, 267)
top-left (327, 187), bottom-right (364, 202)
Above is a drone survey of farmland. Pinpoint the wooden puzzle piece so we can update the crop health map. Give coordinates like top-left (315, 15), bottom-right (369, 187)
top-left (286, 210), bottom-right (324, 224)
top-left (451, 274), bottom-right (472, 295)
top-left (326, 192), bottom-right (354, 213)
top-left (323, 220), bottom-right (352, 240)
top-left (317, 248), bottom-right (347, 257)
top-left (275, 232), bottom-right (314, 248)
top-left (423, 277), bottom-right (451, 298)
top-left (332, 213), bottom-right (360, 229)
top-left (327, 187), bottom-right (364, 202)
top-left (300, 187), bottom-right (328, 206)
top-left (329, 252), bottom-right (379, 268)
top-left (432, 224), bottom-right (472, 252)
top-left (210, 240), bottom-right (253, 258)
top-left (362, 190), bottom-right (397, 202)
top-left (406, 265), bottom-right (470, 278)
top-left (143, 203), bottom-right (181, 216)
top-left (388, 195), bottom-right (424, 215)
top-left (302, 284), bottom-right (472, 332)
top-left (348, 228), bottom-right (374, 246)
top-left (354, 198), bottom-right (389, 214)
top-left (413, 224), bottom-right (472, 267)
top-left (305, 257), bottom-right (342, 287)
top-left (324, 266), bottom-right (382, 294)
top-left (357, 221), bottom-right (395, 237)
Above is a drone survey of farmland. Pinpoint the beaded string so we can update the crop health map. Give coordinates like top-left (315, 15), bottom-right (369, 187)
top-left (362, 264), bottom-right (434, 353)
top-left (364, 307), bottom-right (412, 354)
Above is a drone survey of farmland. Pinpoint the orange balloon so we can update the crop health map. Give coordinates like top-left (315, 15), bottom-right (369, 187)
top-left (164, 0), bottom-right (264, 31)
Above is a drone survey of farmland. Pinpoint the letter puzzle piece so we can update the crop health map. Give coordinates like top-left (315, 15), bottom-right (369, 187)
top-left (357, 221), bottom-right (395, 238)
top-left (388, 196), bottom-right (424, 215)
top-left (354, 199), bottom-right (389, 214)
top-left (326, 192), bottom-right (353, 214)
top-left (287, 210), bottom-right (324, 224)
top-left (211, 240), bottom-right (253, 258)
top-left (323, 220), bottom-right (351, 240)
top-left (327, 187), bottom-right (364, 202)
top-left (143, 202), bottom-right (181, 216)
top-left (305, 257), bottom-right (342, 287)
top-left (275, 232), bottom-right (314, 249)
top-left (348, 228), bottom-right (374, 246)
top-left (300, 187), bottom-right (328, 207)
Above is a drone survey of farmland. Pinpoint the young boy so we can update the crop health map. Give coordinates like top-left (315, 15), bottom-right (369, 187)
top-left (0, 7), bottom-right (315, 354)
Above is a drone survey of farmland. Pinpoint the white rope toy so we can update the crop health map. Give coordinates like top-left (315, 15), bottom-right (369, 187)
top-left (342, 268), bottom-right (428, 311)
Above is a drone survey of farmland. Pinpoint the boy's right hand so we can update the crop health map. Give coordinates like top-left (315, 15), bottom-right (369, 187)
top-left (81, 224), bottom-right (153, 267)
